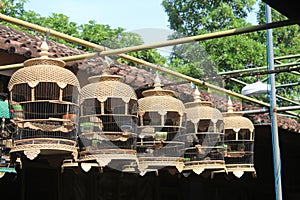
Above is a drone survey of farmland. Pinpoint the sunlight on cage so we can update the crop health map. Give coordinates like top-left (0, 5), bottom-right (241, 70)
top-left (136, 73), bottom-right (186, 175)
top-left (78, 66), bottom-right (139, 172)
top-left (7, 41), bottom-right (80, 160)
top-left (223, 97), bottom-right (255, 178)
top-left (181, 87), bottom-right (225, 175)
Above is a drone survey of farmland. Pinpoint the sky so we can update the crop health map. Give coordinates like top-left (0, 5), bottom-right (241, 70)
top-left (24, 0), bottom-right (176, 54)
top-left (24, 0), bottom-right (258, 31)
top-left (24, 0), bottom-right (171, 31)
top-left (24, 0), bottom-right (257, 55)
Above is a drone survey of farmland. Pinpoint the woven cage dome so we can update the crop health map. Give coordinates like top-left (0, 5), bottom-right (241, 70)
top-left (8, 43), bottom-right (79, 91)
top-left (138, 76), bottom-right (185, 117)
top-left (184, 88), bottom-right (223, 123)
top-left (223, 98), bottom-right (254, 133)
top-left (80, 74), bottom-right (137, 103)
top-left (223, 113), bottom-right (254, 132)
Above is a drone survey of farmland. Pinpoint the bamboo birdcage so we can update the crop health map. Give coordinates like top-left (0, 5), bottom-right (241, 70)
top-left (223, 97), bottom-right (255, 178)
top-left (136, 74), bottom-right (186, 175)
top-left (8, 41), bottom-right (80, 160)
top-left (182, 88), bottom-right (226, 175)
top-left (78, 65), bottom-right (139, 172)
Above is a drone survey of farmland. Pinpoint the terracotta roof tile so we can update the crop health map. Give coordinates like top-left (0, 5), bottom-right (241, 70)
top-left (0, 25), bottom-right (84, 60)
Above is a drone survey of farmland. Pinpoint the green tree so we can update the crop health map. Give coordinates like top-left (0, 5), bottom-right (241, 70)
top-left (162, 0), bottom-right (255, 35)
top-left (256, 3), bottom-right (300, 106)
top-left (162, 0), bottom-right (265, 92)
top-left (0, 0), bottom-right (166, 66)
top-left (162, 0), bottom-right (299, 106)
top-left (0, 0), bottom-right (26, 17)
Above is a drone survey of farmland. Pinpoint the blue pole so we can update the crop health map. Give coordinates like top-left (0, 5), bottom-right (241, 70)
top-left (265, 4), bottom-right (283, 200)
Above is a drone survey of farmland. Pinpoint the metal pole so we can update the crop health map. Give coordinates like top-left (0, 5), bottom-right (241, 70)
top-left (276, 82), bottom-right (300, 89)
top-left (277, 106), bottom-right (300, 112)
top-left (241, 106), bottom-right (300, 115)
top-left (265, 4), bottom-right (282, 200)
top-left (274, 54), bottom-right (300, 61)
top-left (276, 95), bottom-right (300, 106)
top-left (218, 62), bottom-right (300, 75)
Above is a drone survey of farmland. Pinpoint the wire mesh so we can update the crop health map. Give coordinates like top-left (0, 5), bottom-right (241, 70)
top-left (183, 119), bottom-right (225, 162)
top-left (224, 129), bottom-right (255, 166)
top-left (10, 82), bottom-right (79, 142)
top-left (79, 97), bottom-right (138, 152)
top-left (136, 111), bottom-right (186, 158)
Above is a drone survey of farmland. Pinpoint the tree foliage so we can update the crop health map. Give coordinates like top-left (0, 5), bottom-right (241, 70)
top-left (162, 0), bottom-right (299, 107)
top-left (256, 3), bottom-right (300, 106)
top-left (0, 0), bottom-right (166, 66)
top-left (162, 0), bottom-right (255, 35)
top-left (0, 0), bottom-right (26, 17)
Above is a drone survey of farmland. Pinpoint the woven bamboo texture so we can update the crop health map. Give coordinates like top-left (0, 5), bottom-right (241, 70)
top-left (8, 64), bottom-right (80, 91)
top-left (185, 101), bottom-right (223, 122)
top-left (223, 112), bottom-right (254, 132)
top-left (80, 75), bottom-right (137, 103)
top-left (138, 96), bottom-right (185, 116)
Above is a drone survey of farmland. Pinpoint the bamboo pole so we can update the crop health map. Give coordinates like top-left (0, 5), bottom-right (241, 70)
top-left (98, 20), bottom-right (300, 56)
top-left (276, 95), bottom-right (300, 106)
top-left (61, 52), bottom-right (99, 62)
top-left (277, 106), bottom-right (300, 112)
top-left (0, 63), bottom-right (23, 70)
top-left (0, 13), bottom-right (299, 117)
top-left (274, 58), bottom-right (300, 76)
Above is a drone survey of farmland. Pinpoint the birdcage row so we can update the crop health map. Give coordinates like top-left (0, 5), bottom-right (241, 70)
top-left (5, 41), bottom-right (255, 177)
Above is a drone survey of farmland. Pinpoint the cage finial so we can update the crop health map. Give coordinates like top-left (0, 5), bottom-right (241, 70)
top-left (193, 87), bottom-right (202, 102)
top-left (102, 56), bottom-right (112, 75)
top-left (153, 72), bottom-right (162, 89)
top-left (227, 96), bottom-right (233, 113)
top-left (39, 41), bottom-right (49, 58)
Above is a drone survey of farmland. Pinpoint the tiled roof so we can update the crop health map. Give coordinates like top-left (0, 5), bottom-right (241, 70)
top-left (0, 24), bottom-right (299, 133)
top-left (0, 24), bottom-right (83, 74)
top-left (0, 25), bottom-right (83, 58)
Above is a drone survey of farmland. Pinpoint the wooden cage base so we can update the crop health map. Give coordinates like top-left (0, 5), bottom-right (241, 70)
top-left (10, 138), bottom-right (78, 160)
top-left (138, 156), bottom-right (184, 176)
top-left (183, 160), bottom-right (226, 175)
